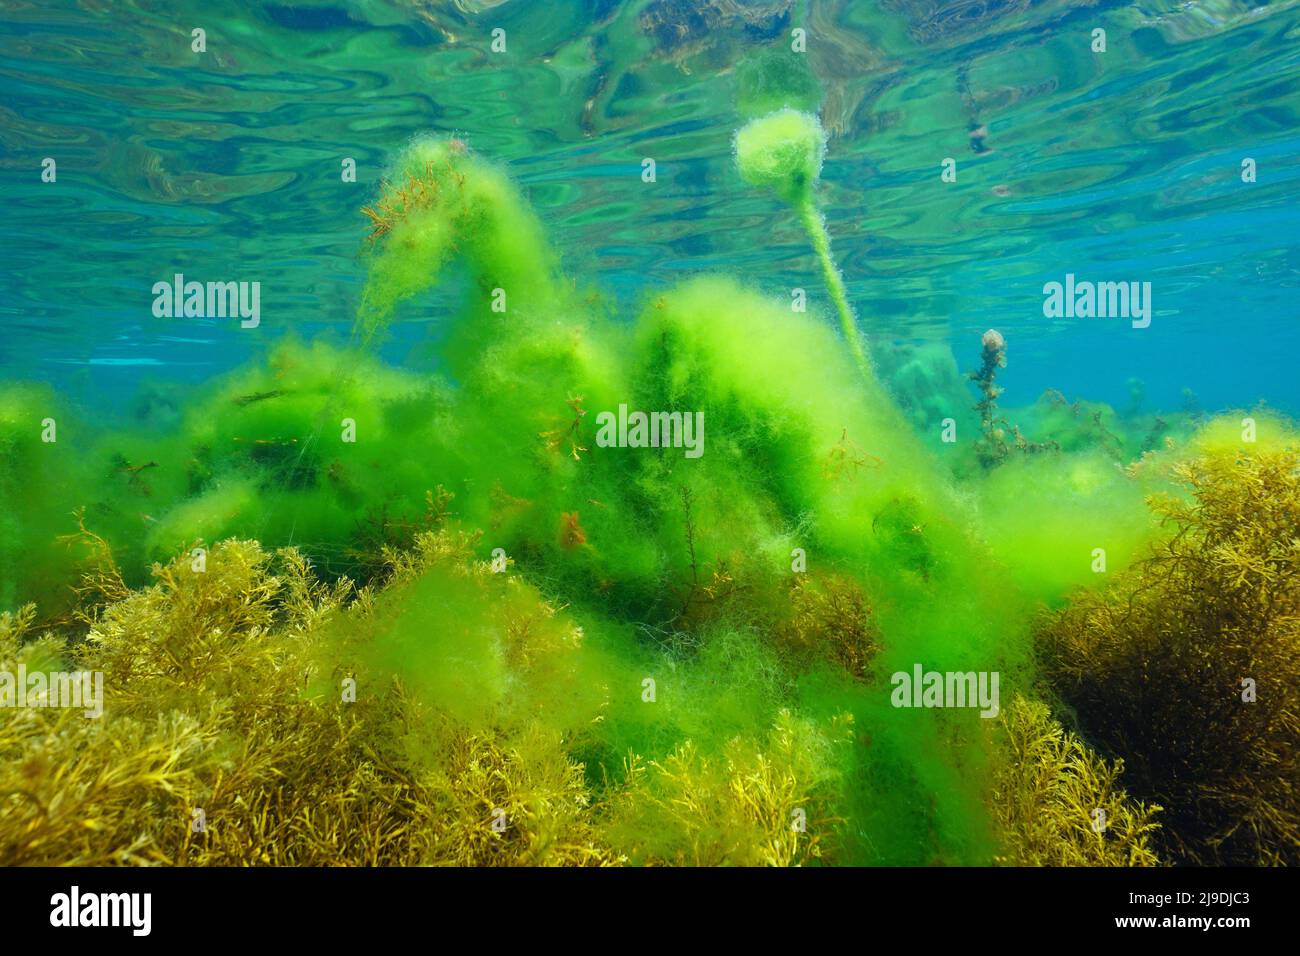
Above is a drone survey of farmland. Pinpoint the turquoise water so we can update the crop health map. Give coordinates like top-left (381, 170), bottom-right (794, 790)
top-left (2, 0), bottom-right (1299, 416)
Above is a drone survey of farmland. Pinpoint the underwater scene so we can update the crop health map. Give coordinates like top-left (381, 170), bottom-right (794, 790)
top-left (1, 0), bottom-right (1298, 872)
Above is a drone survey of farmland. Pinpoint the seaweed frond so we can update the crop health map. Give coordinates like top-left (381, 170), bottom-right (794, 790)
top-left (57, 507), bottom-right (130, 622)
top-left (991, 695), bottom-right (1162, 867)
top-left (540, 395), bottom-right (588, 461)
top-left (1037, 448), bottom-right (1300, 864)
top-left (605, 709), bottom-right (853, 866)
top-left (970, 329), bottom-right (1057, 467)
top-left (361, 162), bottom-right (443, 243)
top-left (783, 573), bottom-right (880, 679)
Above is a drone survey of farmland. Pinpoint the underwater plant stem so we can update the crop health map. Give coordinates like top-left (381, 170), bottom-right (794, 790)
top-left (798, 200), bottom-right (869, 377)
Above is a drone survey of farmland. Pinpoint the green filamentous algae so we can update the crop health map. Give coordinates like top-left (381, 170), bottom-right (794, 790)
top-left (1, 0), bottom-right (1298, 873)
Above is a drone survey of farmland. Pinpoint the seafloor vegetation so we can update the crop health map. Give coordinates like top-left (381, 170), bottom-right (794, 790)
top-left (1, 94), bottom-right (1296, 865)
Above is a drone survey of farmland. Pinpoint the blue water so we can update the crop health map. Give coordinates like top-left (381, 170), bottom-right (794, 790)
top-left (2, 0), bottom-right (1299, 418)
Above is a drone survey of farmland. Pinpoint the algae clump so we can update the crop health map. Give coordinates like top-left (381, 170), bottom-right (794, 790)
top-left (734, 109), bottom-right (868, 374)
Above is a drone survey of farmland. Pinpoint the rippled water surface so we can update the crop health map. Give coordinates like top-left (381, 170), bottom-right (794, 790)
top-left (2, 0), bottom-right (1299, 414)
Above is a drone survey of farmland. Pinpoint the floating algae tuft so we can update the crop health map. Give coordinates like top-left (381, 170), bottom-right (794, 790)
top-left (734, 108), bottom-right (826, 207)
top-left (734, 109), bottom-right (868, 374)
top-left (359, 135), bottom-right (564, 341)
top-left (1, 123), bottom-right (1297, 869)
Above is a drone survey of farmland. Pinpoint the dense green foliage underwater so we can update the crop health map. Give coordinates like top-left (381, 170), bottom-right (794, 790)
top-left (1, 115), bottom-right (1297, 867)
